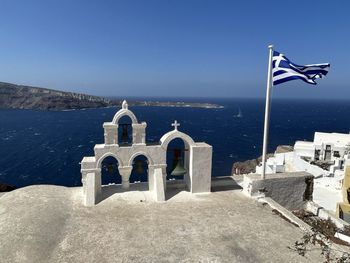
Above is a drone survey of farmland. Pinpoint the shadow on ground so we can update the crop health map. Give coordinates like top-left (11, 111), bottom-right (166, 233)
top-left (211, 176), bottom-right (243, 192)
top-left (97, 176), bottom-right (242, 204)
top-left (99, 183), bottom-right (150, 203)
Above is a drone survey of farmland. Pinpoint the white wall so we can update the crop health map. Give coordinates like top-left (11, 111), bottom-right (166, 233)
top-left (292, 154), bottom-right (326, 177)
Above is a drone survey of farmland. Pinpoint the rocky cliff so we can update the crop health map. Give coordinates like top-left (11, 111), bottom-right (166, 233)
top-left (0, 82), bottom-right (112, 110)
top-left (0, 82), bottom-right (222, 110)
top-left (0, 183), bottom-right (16, 192)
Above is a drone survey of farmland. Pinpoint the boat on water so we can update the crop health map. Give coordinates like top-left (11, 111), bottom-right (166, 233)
top-left (234, 107), bottom-right (243, 118)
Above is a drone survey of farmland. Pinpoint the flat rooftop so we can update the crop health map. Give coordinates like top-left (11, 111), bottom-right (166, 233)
top-left (0, 178), bottom-right (324, 263)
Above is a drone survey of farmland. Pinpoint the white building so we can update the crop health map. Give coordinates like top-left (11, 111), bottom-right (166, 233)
top-left (294, 132), bottom-right (350, 164)
top-left (254, 132), bottom-right (350, 213)
top-left (255, 152), bottom-right (293, 174)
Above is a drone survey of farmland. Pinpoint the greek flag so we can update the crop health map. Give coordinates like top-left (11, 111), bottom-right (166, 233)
top-left (272, 51), bottom-right (330, 86)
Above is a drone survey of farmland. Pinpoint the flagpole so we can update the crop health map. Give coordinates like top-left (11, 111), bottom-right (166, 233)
top-left (261, 44), bottom-right (274, 180)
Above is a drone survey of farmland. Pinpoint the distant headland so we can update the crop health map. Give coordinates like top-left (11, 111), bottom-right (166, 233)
top-left (0, 82), bottom-right (223, 111)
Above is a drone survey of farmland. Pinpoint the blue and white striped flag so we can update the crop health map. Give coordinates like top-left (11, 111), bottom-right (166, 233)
top-left (272, 51), bottom-right (330, 86)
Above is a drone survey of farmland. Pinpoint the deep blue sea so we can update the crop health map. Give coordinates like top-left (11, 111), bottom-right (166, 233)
top-left (1, 98), bottom-right (350, 188)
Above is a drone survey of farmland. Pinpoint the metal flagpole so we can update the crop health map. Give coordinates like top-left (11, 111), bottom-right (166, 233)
top-left (261, 44), bottom-right (274, 180)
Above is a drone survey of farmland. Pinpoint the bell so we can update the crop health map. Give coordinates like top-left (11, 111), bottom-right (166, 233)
top-left (121, 124), bottom-right (129, 143)
top-left (107, 163), bottom-right (114, 174)
top-left (134, 160), bottom-right (145, 174)
top-left (171, 149), bottom-right (187, 176)
top-left (171, 158), bottom-right (187, 176)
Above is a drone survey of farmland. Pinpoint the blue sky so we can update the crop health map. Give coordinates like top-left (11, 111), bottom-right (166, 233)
top-left (0, 0), bottom-right (349, 99)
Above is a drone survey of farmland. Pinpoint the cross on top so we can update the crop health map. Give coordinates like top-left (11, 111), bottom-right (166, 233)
top-left (273, 53), bottom-right (285, 69)
top-left (171, 120), bottom-right (180, 130)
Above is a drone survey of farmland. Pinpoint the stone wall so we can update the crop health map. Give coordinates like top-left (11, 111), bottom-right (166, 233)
top-left (243, 172), bottom-right (313, 210)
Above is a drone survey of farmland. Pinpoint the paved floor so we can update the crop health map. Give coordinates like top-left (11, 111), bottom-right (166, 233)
top-left (0, 181), bottom-right (324, 263)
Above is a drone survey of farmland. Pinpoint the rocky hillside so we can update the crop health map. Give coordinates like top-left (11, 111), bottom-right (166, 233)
top-left (232, 145), bottom-right (293, 175)
top-left (0, 82), bottom-right (222, 110)
top-left (0, 183), bottom-right (16, 192)
top-left (0, 82), bottom-right (113, 110)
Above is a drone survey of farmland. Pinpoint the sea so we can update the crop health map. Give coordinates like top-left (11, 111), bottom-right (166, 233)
top-left (1, 98), bottom-right (350, 188)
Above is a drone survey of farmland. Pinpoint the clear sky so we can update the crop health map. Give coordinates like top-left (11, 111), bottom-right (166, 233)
top-left (0, 0), bottom-right (349, 99)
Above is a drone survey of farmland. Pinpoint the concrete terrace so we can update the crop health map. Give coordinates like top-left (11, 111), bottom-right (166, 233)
top-left (0, 179), bottom-right (324, 263)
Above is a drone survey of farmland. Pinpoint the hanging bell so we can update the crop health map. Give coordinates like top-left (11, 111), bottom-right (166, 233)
top-left (107, 163), bottom-right (114, 174)
top-left (134, 160), bottom-right (145, 174)
top-left (171, 149), bottom-right (187, 176)
top-left (121, 124), bottom-right (129, 143)
top-left (171, 158), bottom-right (186, 176)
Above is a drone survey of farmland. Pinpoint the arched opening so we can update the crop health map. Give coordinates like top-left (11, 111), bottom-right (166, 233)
top-left (130, 154), bottom-right (149, 186)
top-left (166, 138), bottom-right (190, 191)
top-left (100, 156), bottom-right (121, 185)
top-left (118, 115), bottom-right (133, 145)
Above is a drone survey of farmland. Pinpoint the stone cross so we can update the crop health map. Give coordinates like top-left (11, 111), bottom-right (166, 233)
top-left (171, 120), bottom-right (180, 130)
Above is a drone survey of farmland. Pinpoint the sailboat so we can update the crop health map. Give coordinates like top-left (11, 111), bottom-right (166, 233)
top-left (234, 107), bottom-right (243, 118)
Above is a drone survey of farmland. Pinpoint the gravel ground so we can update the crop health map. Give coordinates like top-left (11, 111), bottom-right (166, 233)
top-left (0, 182), bottom-right (325, 263)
